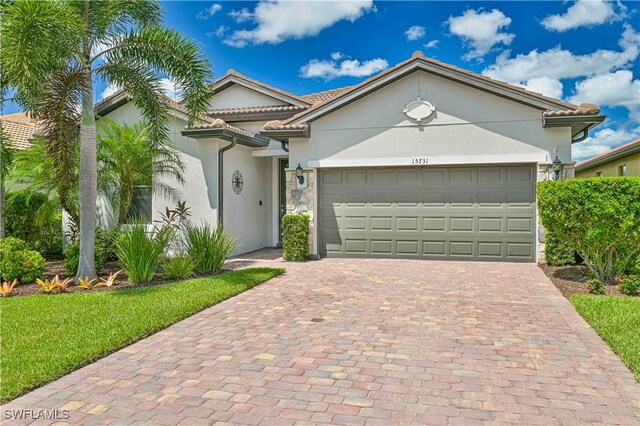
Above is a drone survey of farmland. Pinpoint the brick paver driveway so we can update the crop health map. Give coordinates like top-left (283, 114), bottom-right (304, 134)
top-left (4, 250), bottom-right (640, 425)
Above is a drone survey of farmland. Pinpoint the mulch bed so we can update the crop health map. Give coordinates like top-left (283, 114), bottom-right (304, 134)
top-left (539, 263), bottom-right (623, 299)
top-left (9, 260), bottom-right (225, 297)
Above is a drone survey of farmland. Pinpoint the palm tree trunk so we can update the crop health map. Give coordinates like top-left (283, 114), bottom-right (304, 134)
top-left (0, 177), bottom-right (5, 239)
top-left (76, 0), bottom-right (97, 280)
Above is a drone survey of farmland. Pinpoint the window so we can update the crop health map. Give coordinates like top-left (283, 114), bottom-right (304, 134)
top-left (618, 164), bottom-right (627, 176)
top-left (595, 171), bottom-right (603, 177)
top-left (126, 185), bottom-right (152, 223)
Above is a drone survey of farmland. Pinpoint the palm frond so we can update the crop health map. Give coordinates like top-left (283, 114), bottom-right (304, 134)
top-left (100, 26), bottom-right (214, 125)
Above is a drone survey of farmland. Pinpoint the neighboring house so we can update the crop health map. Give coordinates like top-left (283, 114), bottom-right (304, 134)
top-left (0, 111), bottom-right (38, 151)
top-left (575, 138), bottom-right (640, 177)
top-left (97, 51), bottom-right (604, 263)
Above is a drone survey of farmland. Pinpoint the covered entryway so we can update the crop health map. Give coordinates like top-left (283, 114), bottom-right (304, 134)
top-left (318, 165), bottom-right (537, 262)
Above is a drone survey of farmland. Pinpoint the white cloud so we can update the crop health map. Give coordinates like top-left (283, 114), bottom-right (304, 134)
top-left (405, 25), bottom-right (426, 41)
top-left (330, 52), bottom-right (344, 61)
top-left (482, 24), bottom-right (640, 96)
top-left (225, 0), bottom-right (374, 48)
top-left (569, 70), bottom-right (640, 112)
top-left (197, 3), bottom-right (222, 20)
top-left (207, 25), bottom-right (228, 38)
top-left (424, 39), bottom-right (439, 49)
top-left (447, 9), bottom-right (514, 61)
top-left (229, 7), bottom-right (254, 23)
top-left (572, 126), bottom-right (640, 161)
top-left (300, 55), bottom-right (389, 80)
top-left (100, 83), bottom-right (120, 100)
top-left (542, 0), bottom-right (625, 32)
top-left (518, 77), bottom-right (564, 99)
top-left (160, 78), bottom-right (182, 99)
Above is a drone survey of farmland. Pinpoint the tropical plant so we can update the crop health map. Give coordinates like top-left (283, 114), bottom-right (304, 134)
top-left (0, 280), bottom-right (18, 297)
top-left (282, 214), bottom-right (310, 262)
top-left (0, 128), bottom-right (14, 238)
top-left (115, 225), bottom-right (170, 283)
top-left (54, 275), bottom-right (73, 292)
top-left (161, 256), bottom-right (195, 280)
top-left (97, 120), bottom-right (184, 225)
top-left (538, 177), bottom-right (640, 283)
top-left (35, 278), bottom-right (58, 294)
top-left (4, 190), bottom-right (63, 255)
top-left (1, 0), bottom-right (214, 280)
top-left (95, 270), bottom-right (123, 288)
top-left (184, 223), bottom-right (236, 274)
top-left (1, 250), bottom-right (45, 284)
top-left (77, 277), bottom-right (96, 290)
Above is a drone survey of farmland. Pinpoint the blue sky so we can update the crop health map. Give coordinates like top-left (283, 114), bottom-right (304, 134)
top-left (5, 1), bottom-right (640, 161)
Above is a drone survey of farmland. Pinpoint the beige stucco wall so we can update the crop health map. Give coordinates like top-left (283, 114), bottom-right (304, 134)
top-left (576, 152), bottom-right (640, 177)
top-left (289, 71), bottom-right (572, 169)
top-left (210, 85), bottom-right (288, 109)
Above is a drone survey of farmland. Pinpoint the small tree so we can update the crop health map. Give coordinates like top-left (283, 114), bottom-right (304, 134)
top-left (538, 177), bottom-right (640, 283)
top-left (97, 120), bottom-right (184, 225)
top-left (0, 128), bottom-right (14, 238)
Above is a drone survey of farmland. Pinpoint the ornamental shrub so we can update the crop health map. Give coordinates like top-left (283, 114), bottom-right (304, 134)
top-left (5, 190), bottom-right (62, 255)
top-left (184, 223), bottom-right (237, 274)
top-left (538, 177), bottom-right (640, 283)
top-left (64, 241), bottom-right (105, 275)
top-left (544, 231), bottom-right (575, 266)
top-left (115, 225), bottom-right (171, 283)
top-left (619, 275), bottom-right (640, 296)
top-left (587, 278), bottom-right (606, 295)
top-left (282, 214), bottom-right (310, 262)
top-left (161, 256), bottom-right (196, 280)
top-left (1, 250), bottom-right (45, 284)
top-left (0, 237), bottom-right (28, 254)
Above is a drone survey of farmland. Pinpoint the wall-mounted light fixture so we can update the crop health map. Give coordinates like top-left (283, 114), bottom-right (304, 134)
top-left (296, 163), bottom-right (305, 185)
top-left (552, 155), bottom-right (563, 180)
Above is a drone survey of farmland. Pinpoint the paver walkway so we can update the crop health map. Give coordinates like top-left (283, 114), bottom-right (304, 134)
top-left (3, 250), bottom-right (640, 425)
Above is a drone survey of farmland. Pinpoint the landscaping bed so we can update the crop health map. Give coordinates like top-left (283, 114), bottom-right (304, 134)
top-left (539, 263), bottom-right (623, 299)
top-left (8, 259), bottom-right (241, 297)
top-left (0, 267), bottom-right (285, 403)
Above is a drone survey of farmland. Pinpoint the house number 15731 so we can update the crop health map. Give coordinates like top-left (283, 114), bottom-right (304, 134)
top-left (411, 157), bottom-right (429, 165)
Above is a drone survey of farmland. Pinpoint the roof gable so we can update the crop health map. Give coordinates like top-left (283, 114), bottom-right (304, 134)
top-left (212, 70), bottom-right (310, 108)
top-left (286, 51), bottom-right (598, 126)
top-left (576, 138), bottom-right (640, 170)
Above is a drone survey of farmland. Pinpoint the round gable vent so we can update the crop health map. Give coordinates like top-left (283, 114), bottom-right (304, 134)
top-left (403, 98), bottom-right (435, 122)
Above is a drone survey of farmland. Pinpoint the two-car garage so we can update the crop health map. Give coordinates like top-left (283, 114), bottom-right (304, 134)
top-left (317, 165), bottom-right (537, 262)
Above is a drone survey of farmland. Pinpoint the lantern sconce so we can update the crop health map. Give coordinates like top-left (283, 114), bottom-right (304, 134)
top-left (551, 155), bottom-right (563, 180)
top-left (295, 163), bottom-right (305, 185)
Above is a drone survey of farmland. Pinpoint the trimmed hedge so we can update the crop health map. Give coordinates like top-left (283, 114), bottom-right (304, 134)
top-left (538, 177), bottom-right (640, 283)
top-left (1, 249), bottom-right (45, 284)
top-left (544, 230), bottom-right (575, 266)
top-left (282, 214), bottom-right (310, 262)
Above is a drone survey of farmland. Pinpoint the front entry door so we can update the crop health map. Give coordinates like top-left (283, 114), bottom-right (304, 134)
top-left (278, 158), bottom-right (289, 245)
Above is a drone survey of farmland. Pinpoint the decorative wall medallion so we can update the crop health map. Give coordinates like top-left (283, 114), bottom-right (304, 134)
top-left (403, 98), bottom-right (435, 122)
top-left (232, 170), bottom-right (243, 195)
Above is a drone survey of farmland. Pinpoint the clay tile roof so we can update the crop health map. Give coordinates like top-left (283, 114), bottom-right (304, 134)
top-left (263, 120), bottom-right (309, 131)
top-left (575, 138), bottom-right (640, 169)
top-left (207, 104), bottom-right (308, 117)
top-left (543, 103), bottom-right (602, 117)
top-left (1, 112), bottom-right (39, 150)
top-left (302, 87), bottom-right (353, 104)
top-left (188, 118), bottom-right (257, 137)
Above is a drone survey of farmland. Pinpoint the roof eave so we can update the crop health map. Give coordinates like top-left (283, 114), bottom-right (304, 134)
top-left (576, 143), bottom-right (640, 171)
top-left (209, 110), bottom-right (305, 123)
top-left (260, 128), bottom-right (310, 139)
top-left (543, 114), bottom-right (606, 140)
top-left (181, 127), bottom-right (269, 147)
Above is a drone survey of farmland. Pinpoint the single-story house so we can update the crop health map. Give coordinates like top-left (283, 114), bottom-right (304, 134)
top-left (96, 51), bottom-right (605, 263)
top-left (575, 138), bottom-right (640, 177)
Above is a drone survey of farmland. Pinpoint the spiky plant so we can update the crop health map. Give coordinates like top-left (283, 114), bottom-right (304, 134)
top-left (1, 0), bottom-right (214, 280)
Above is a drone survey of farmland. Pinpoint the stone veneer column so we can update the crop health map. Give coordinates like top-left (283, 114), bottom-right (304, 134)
top-left (285, 169), bottom-right (315, 256)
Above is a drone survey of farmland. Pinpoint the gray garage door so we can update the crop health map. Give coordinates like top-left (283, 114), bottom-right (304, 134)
top-left (318, 165), bottom-right (536, 262)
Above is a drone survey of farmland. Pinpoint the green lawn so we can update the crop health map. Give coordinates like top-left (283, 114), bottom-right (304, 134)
top-left (0, 267), bottom-right (284, 403)
top-left (571, 294), bottom-right (640, 381)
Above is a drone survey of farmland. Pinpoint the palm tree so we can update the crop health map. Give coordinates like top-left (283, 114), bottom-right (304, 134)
top-left (0, 128), bottom-right (14, 238)
top-left (1, 1), bottom-right (213, 279)
top-left (97, 120), bottom-right (184, 226)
